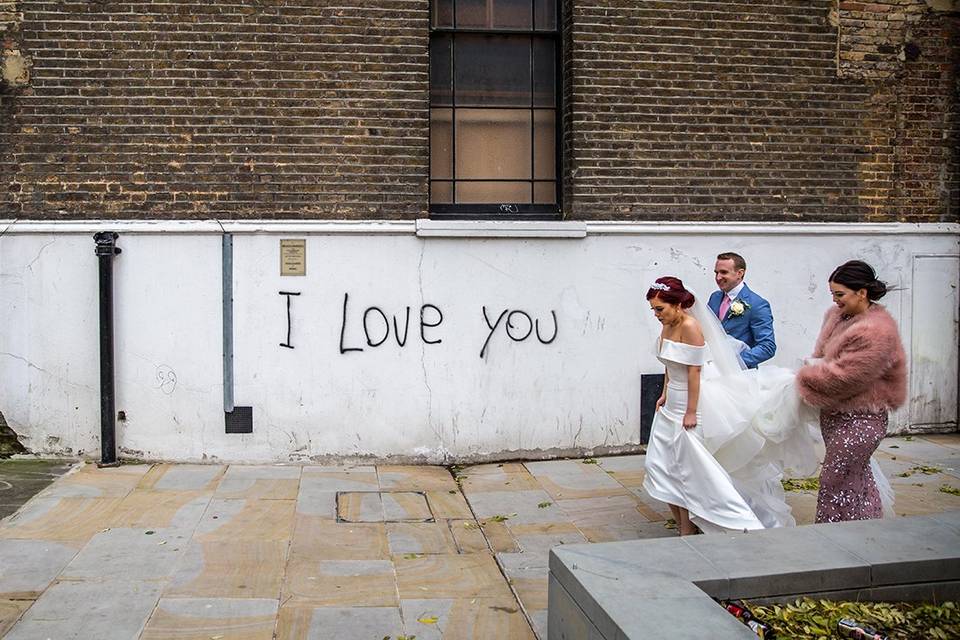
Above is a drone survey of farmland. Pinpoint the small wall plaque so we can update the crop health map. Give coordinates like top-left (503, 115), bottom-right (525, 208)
top-left (280, 239), bottom-right (306, 276)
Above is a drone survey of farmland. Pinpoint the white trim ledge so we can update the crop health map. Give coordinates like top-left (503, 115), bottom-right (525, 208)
top-left (2, 219), bottom-right (957, 237)
top-left (584, 221), bottom-right (960, 235)
top-left (416, 219), bottom-right (587, 238)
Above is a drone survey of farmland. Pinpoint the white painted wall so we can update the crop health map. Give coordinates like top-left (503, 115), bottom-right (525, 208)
top-left (1, 220), bottom-right (957, 463)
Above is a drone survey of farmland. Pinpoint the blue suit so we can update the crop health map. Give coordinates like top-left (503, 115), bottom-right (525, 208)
top-left (707, 283), bottom-right (776, 369)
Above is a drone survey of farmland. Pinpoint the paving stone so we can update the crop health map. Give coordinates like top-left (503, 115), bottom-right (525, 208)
top-left (529, 607), bottom-right (549, 640)
top-left (276, 605), bottom-right (403, 640)
top-left (141, 597), bottom-right (277, 640)
top-left (467, 489), bottom-right (570, 525)
top-left (810, 514), bottom-right (960, 586)
top-left (387, 522), bottom-right (457, 555)
top-left (0, 599), bottom-right (30, 638)
top-left (459, 463), bottom-right (541, 492)
top-left (107, 490), bottom-right (210, 530)
top-left (36, 463), bottom-right (148, 499)
top-left (336, 491), bottom-right (383, 522)
top-left (512, 522), bottom-right (588, 554)
top-left (530, 466), bottom-right (629, 501)
top-left (595, 455), bottom-right (646, 473)
top-left (216, 464), bottom-right (301, 499)
top-left (282, 559), bottom-right (397, 607)
top-left (0, 539), bottom-right (78, 598)
top-left (425, 489), bottom-right (473, 519)
top-left (378, 465), bottom-right (456, 492)
top-left (396, 553), bottom-right (513, 599)
top-left (295, 485), bottom-right (337, 518)
top-left (60, 527), bottom-right (189, 582)
top-left (477, 518), bottom-right (519, 553)
top-left (683, 525), bottom-right (872, 597)
top-left (165, 539), bottom-right (288, 599)
top-left (3, 579), bottom-right (162, 640)
top-left (138, 464), bottom-right (225, 492)
top-left (300, 467), bottom-right (378, 492)
top-left (557, 494), bottom-right (652, 542)
top-left (0, 497), bottom-right (124, 542)
top-left (401, 597), bottom-right (536, 640)
top-left (382, 491), bottom-right (433, 522)
top-left (290, 517), bottom-right (388, 560)
top-left (0, 459), bottom-right (75, 520)
top-left (194, 498), bottom-right (294, 541)
top-left (448, 519), bottom-right (488, 554)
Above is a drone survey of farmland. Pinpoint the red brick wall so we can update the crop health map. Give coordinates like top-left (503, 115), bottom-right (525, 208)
top-left (1, 0), bottom-right (957, 221)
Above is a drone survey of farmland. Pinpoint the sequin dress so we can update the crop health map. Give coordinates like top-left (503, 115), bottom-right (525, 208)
top-left (816, 410), bottom-right (887, 523)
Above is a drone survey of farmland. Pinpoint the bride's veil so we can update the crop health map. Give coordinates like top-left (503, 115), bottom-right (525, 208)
top-left (687, 291), bottom-right (747, 376)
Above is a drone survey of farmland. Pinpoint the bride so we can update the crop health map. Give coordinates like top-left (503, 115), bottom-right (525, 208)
top-left (642, 276), bottom-right (823, 535)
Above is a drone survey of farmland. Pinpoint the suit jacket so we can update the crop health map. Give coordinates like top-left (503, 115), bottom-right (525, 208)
top-left (708, 283), bottom-right (776, 368)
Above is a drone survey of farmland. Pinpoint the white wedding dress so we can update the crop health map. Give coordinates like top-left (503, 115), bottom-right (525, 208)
top-left (642, 296), bottom-right (893, 532)
top-left (642, 299), bottom-right (825, 532)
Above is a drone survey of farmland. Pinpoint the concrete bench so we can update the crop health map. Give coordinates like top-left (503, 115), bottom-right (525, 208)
top-left (548, 510), bottom-right (960, 639)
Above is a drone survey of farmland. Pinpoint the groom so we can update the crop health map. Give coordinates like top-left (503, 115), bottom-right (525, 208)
top-left (708, 252), bottom-right (776, 368)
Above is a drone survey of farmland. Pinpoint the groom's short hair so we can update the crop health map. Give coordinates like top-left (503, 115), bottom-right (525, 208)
top-left (717, 252), bottom-right (746, 271)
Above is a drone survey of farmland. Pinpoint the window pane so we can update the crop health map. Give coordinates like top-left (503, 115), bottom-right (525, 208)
top-left (533, 109), bottom-right (555, 179)
top-left (457, 0), bottom-right (532, 30)
top-left (456, 108), bottom-right (531, 179)
top-left (534, 0), bottom-right (556, 30)
top-left (533, 37), bottom-right (555, 107)
top-left (457, 181), bottom-right (532, 204)
top-left (533, 181), bottom-right (556, 204)
top-left (455, 34), bottom-right (531, 107)
top-left (431, 181), bottom-right (453, 204)
top-left (431, 109), bottom-right (453, 179)
top-left (434, 0), bottom-right (453, 27)
top-left (430, 34), bottom-right (452, 106)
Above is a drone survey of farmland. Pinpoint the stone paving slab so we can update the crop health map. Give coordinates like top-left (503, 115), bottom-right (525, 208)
top-left (0, 434), bottom-right (957, 640)
top-left (140, 597), bottom-right (278, 640)
top-left (0, 459), bottom-right (75, 520)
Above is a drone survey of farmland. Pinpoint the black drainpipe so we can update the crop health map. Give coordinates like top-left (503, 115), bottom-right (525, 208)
top-left (94, 232), bottom-right (121, 467)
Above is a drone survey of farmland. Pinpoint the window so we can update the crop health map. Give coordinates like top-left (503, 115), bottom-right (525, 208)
top-left (430, 0), bottom-right (560, 218)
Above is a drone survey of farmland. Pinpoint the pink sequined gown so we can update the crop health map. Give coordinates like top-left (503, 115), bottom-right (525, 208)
top-left (815, 410), bottom-right (887, 523)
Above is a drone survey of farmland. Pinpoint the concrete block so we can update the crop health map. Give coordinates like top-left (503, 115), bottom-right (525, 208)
top-left (683, 526), bottom-right (872, 598)
top-left (810, 515), bottom-right (960, 586)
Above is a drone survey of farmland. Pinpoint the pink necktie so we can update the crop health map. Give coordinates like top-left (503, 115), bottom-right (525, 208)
top-left (718, 295), bottom-right (731, 319)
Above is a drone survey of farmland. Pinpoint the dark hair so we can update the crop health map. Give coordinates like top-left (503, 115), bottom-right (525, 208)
top-left (717, 252), bottom-right (746, 271)
top-left (829, 260), bottom-right (888, 301)
top-left (646, 276), bottom-right (696, 309)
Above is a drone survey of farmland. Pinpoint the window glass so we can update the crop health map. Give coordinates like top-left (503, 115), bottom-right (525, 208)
top-left (455, 109), bottom-right (532, 179)
top-left (430, 34), bottom-right (453, 106)
top-left (456, 0), bottom-right (532, 30)
top-left (533, 181), bottom-right (556, 204)
top-left (434, 0), bottom-right (454, 27)
top-left (431, 108), bottom-right (453, 179)
top-left (533, 109), bottom-right (555, 179)
top-left (533, 37), bottom-right (555, 107)
top-left (455, 35), bottom-right (531, 107)
top-left (457, 181), bottom-right (532, 204)
top-left (431, 181), bottom-right (454, 203)
top-left (534, 0), bottom-right (556, 30)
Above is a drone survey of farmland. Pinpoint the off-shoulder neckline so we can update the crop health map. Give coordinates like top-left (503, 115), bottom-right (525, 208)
top-left (660, 337), bottom-right (706, 349)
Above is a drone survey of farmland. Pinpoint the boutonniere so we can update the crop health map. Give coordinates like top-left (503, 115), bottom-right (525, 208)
top-left (729, 299), bottom-right (750, 317)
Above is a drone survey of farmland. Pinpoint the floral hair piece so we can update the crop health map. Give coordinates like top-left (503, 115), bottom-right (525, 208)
top-left (650, 282), bottom-right (671, 291)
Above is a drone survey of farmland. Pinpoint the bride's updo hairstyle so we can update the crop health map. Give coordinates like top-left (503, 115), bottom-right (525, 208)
top-left (829, 260), bottom-right (888, 301)
top-left (645, 276), bottom-right (696, 308)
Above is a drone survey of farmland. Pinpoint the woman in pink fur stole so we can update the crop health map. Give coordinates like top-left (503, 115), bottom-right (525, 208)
top-left (796, 260), bottom-right (906, 523)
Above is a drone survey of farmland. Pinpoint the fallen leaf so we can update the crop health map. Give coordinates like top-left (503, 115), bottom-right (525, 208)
top-left (417, 616), bottom-right (439, 624)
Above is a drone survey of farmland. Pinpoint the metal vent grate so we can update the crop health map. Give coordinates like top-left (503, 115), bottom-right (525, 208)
top-left (224, 406), bottom-right (253, 434)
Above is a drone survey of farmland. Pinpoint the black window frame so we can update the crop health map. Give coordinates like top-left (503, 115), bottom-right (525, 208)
top-left (429, 0), bottom-right (562, 220)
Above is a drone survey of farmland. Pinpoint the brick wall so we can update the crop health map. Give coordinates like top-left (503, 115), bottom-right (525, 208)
top-left (566, 0), bottom-right (958, 221)
top-left (2, 0), bottom-right (429, 219)
top-left (1, 0), bottom-right (957, 221)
